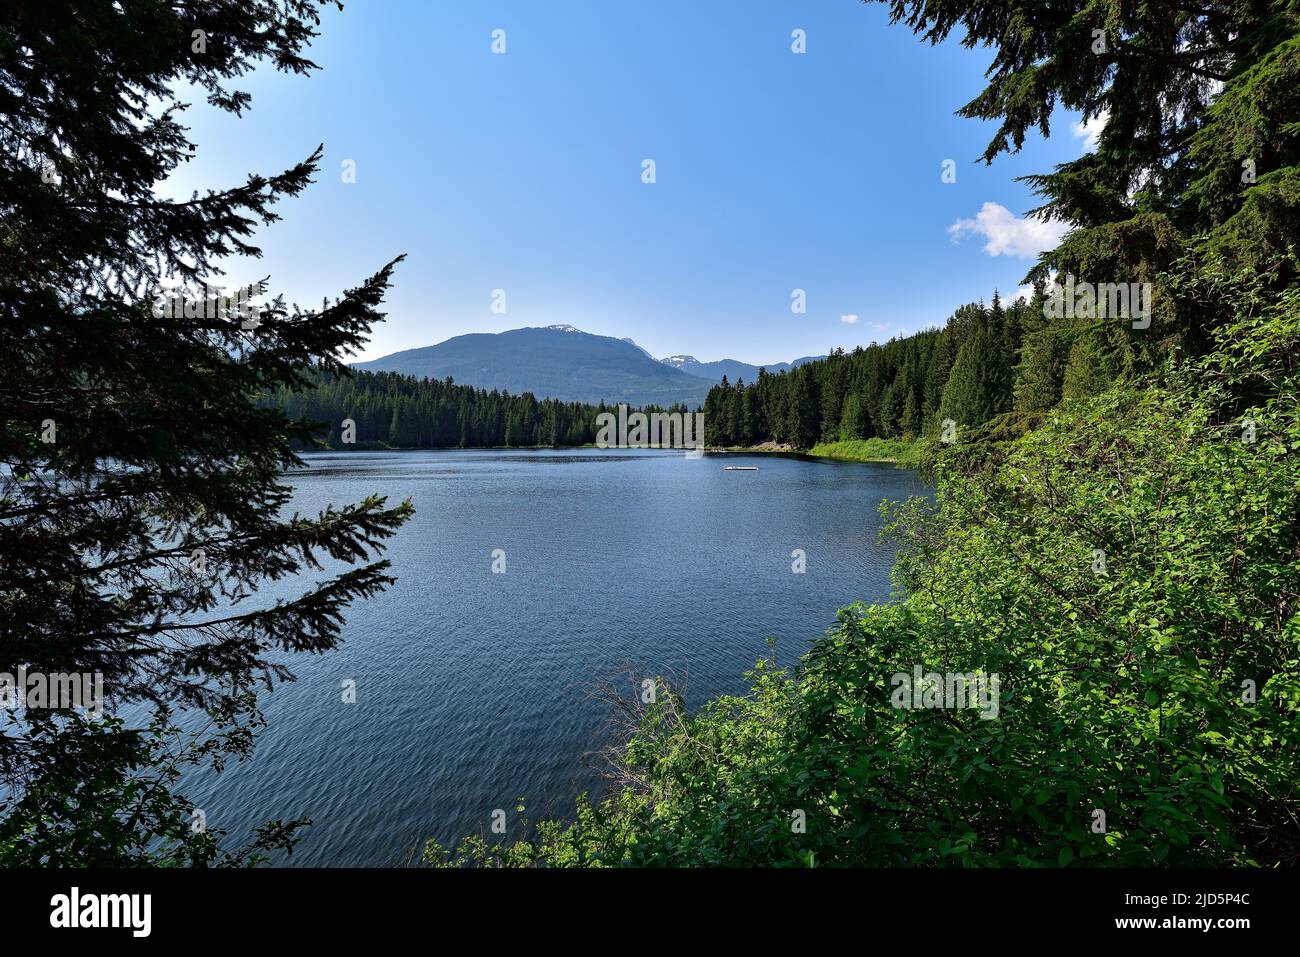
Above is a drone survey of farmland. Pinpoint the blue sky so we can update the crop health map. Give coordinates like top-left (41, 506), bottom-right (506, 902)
top-left (164, 0), bottom-right (1093, 365)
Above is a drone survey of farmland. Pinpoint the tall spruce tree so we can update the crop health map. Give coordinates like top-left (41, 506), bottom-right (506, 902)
top-left (1014, 325), bottom-right (1071, 412)
top-left (0, 1), bottom-right (412, 864)
top-left (788, 369), bottom-right (820, 448)
top-left (921, 327), bottom-right (956, 433)
top-left (838, 392), bottom-right (868, 441)
top-left (874, 0), bottom-right (1300, 348)
top-left (939, 316), bottom-right (1012, 428)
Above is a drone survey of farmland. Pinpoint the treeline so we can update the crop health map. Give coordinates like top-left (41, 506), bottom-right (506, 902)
top-left (291, 284), bottom-right (1118, 453)
top-left (703, 281), bottom-right (1135, 449)
top-left (265, 368), bottom-right (684, 449)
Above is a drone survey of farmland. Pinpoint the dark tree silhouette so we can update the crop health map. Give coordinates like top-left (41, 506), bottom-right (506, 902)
top-left (0, 0), bottom-right (412, 863)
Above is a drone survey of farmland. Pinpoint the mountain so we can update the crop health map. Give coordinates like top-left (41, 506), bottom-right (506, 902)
top-left (660, 354), bottom-right (825, 382)
top-left (353, 325), bottom-right (712, 407)
top-left (354, 325), bottom-right (826, 405)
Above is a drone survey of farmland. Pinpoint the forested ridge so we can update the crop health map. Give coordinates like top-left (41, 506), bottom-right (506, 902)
top-left (280, 288), bottom-right (1041, 454)
top-left (705, 270), bottom-right (1204, 452)
top-left (264, 369), bottom-right (688, 449)
top-left (703, 291), bottom-right (1036, 449)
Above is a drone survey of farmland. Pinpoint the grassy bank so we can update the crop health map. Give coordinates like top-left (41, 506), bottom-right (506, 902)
top-left (806, 437), bottom-right (922, 465)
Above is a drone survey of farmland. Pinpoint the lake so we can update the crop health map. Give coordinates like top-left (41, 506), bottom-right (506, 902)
top-left (174, 448), bottom-right (924, 865)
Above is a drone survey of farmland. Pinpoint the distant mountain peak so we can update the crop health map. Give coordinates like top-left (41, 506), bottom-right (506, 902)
top-left (352, 324), bottom-right (710, 406)
top-left (351, 324), bottom-right (822, 406)
top-left (660, 353), bottom-right (827, 381)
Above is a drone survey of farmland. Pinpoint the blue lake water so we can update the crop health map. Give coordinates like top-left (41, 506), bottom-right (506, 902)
top-left (173, 448), bottom-right (923, 865)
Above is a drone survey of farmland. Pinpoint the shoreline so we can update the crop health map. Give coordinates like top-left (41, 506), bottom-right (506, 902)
top-left (299, 439), bottom-right (921, 466)
top-left (713, 439), bottom-right (920, 466)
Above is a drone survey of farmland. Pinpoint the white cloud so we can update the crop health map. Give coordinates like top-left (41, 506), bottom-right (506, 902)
top-left (839, 314), bottom-right (859, 325)
top-left (1071, 109), bottom-right (1109, 153)
top-left (947, 202), bottom-right (1068, 260)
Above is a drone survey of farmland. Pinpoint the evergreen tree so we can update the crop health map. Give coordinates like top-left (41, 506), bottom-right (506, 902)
top-left (879, 369), bottom-right (910, 439)
top-left (1001, 293), bottom-right (1024, 369)
top-left (727, 378), bottom-right (745, 445)
top-left (922, 328), bottom-right (956, 433)
top-left (988, 290), bottom-right (1004, 341)
top-left (0, 0), bottom-right (412, 864)
top-left (875, 0), bottom-right (1300, 339)
top-left (818, 350), bottom-right (848, 441)
top-left (1014, 326), bottom-right (1070, 412)
top-left (1061, 330), bottom-right (1121, 400)
top-left (939, 318), bottom-right (1011, 427)
top-left (899, 387), bottom-right (920, 440)
top-left (704, 376), bottom-right (730, 446)
top-left (838, 393), bottom-right (867, 441)
top-left (739, 388), bottom-right (757, 445)
top-left (863, 349), bottom-right (888, 437)
top-left (788, 369), bottom-right (819, 449)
